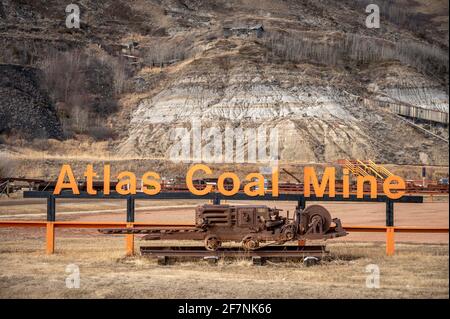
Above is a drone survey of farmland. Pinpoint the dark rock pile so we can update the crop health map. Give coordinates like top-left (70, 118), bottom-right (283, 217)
top-left (0, 64), bottom-right (62, 139)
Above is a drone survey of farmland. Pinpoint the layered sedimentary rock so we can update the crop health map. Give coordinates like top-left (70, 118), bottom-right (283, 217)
top-left (120, 41), bottom-right (449, 165)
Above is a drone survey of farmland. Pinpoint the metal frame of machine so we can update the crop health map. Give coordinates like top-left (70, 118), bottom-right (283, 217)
top-left (100, 203), bottom-right (347, 250)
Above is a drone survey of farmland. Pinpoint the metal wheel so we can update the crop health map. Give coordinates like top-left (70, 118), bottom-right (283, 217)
top-left (303, 205), bottom-right (332, 234)
top-left (204, 235), bottom-right (221, 251)
top-left (281, 224), bottom-right (296, 241)
top-left (242, 235), bottom-right (260, 250)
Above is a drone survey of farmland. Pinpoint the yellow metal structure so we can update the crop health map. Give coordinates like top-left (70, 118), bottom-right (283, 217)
top-left (341, 159), bottom-right (394, 180)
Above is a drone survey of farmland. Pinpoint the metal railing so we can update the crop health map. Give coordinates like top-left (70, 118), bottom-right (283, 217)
top-left (0, 191), bottom-right (447, 256)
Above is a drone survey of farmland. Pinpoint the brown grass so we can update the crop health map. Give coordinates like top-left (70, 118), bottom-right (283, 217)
top-left (0, 237), bottom-right (447, 299)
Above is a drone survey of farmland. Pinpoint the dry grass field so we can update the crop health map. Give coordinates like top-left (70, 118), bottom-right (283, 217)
top-left (0, 197), bottom-right (448, 298)
top-left (0, 236), bottom-right (448, 299)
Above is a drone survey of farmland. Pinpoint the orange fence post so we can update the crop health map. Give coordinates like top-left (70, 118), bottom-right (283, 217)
top-left (46, 222), bottom-right (55, 254)
top-left (126, 223), bottom-right (134, 256)
top-left (1, 221), bottom-right (448, 256)
top-left (386, 227), bottom-right (395, 256)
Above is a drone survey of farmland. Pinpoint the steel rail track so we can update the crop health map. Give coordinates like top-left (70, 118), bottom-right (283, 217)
top-left (140, 245), bottom-right (328, 264)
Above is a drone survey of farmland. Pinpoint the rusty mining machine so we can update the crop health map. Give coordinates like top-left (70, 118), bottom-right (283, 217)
top-left (99, 204), bottom-right (347, 251)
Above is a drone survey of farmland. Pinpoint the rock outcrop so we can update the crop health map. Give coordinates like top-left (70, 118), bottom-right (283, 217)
top-left (0, 0), bottom-right (448, 166)
top-left (119, 40), bottom-right (448, 165)
top-left (0, 64), bottom-right (62, 139)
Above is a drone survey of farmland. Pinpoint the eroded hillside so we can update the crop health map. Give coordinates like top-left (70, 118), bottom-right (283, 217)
top-left (0, 0), bottom-right (448, 168)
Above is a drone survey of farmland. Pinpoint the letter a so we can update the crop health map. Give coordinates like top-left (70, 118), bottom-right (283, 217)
top-left (65, 4), bottom-right (80, 29)
top-left (54, 164), bottom-right (79, 194)
top-left (366, 4), bottom-right (380, 29)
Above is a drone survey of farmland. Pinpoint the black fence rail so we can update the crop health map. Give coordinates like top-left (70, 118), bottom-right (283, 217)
top-left (23, 191), bottom-right (423, 227)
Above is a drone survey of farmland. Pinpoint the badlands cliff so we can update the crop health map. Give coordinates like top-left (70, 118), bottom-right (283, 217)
top-left (0, 0), bottom-right (448, 167)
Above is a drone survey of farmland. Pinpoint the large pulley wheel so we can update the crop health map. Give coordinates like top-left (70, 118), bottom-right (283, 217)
top-left (204, 235), bottom-right (221, 251)
top-left (303, 205), bottom-right (332, 234)
top-left (242, 235), bottom-right (260, 251)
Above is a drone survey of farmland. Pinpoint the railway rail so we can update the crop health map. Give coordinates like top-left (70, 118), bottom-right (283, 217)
top-left (1, 178), bottom-right (448, 195)
top-left (140, 245), bottom-right (328, 265)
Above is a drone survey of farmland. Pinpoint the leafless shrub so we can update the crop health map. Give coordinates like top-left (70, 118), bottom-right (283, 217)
top-left (40, 50), bottom-right (85, 104)
top-left (263, 32), bottom-right (448, 81)
top-left (343, 33), bottom-right (395, 63)
top-left (0, 157), bottom-right (16, 178)
top-left (142, 35), bottom-right (196, 66)
top-left (89, 47), bottom-right (128, 95)
top-left (41, 47), bottom-right (129, 103)
top-left (262, 32), bottom-right (341, 66)
top-left (344, 34), bottom-right (448, 78)
top-left (110, 58), bottom-right (128, 95)
top-left (71, 105), bottom-right (89, 133)
top-left (395, 41), bottom-right (449, 79)
top-left (39, 48), bottom-right (128, 138)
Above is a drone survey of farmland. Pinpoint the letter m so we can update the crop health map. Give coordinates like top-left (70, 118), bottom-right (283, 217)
top-left (304, 167), bottom-right (336, 197)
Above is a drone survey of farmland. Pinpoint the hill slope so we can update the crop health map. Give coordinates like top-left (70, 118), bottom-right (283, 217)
top-left (0, 0), bottom-right (448, 165)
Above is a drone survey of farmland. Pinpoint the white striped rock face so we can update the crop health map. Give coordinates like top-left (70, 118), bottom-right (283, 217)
top-left (381, 87), bottom-right (449, 113)
top-left (130, 85), bottom-right (355, 123)
top-left (119, 50), bottom-right (448, 165)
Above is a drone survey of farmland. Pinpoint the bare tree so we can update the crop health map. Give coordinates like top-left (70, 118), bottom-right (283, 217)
top-left (71, 105), bottom-right (89, 133)
top-left (262, 31), bottom-right (448, 83)
top-left (40, 50), bottom-right (84, 104)
top-left (39, 48), bottom-right (129, 138)
top-left (0, 156), bottom-right (16, 178)
top-left (262, 32), bottom-right (341, 66)
top-left (142, 35), bottom-right (196, 66)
